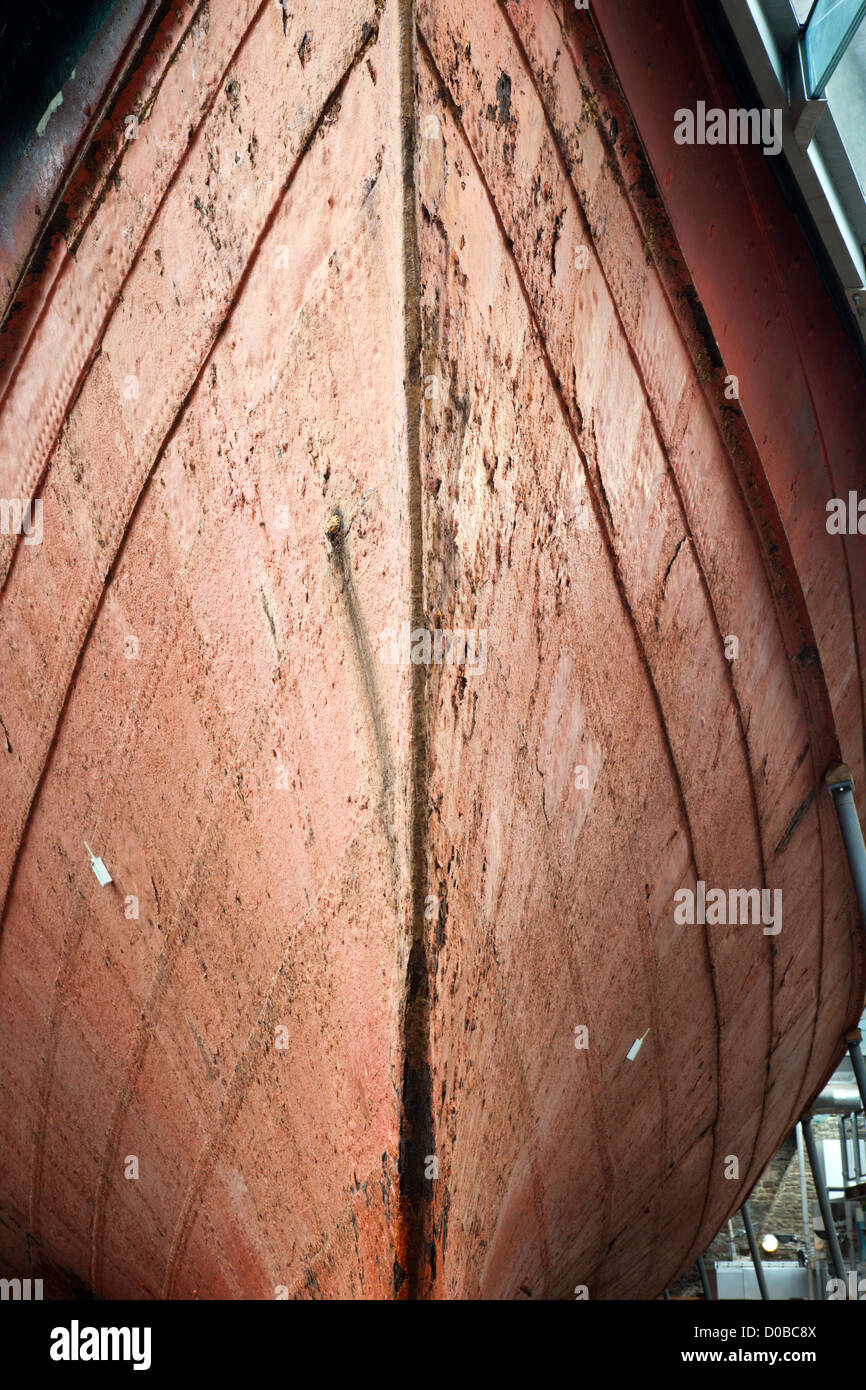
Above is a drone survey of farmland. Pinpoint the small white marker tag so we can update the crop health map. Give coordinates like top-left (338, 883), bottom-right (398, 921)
top-left (91, 858), bottom-right (112, 887)
top-left (85, 842), bottom-right (112, 887)
top-left (626, 1028), bottom-right (650, 1062)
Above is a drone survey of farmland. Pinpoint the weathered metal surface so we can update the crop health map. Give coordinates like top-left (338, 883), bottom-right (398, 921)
top-left (0, 0), bottom-right (863, 1300)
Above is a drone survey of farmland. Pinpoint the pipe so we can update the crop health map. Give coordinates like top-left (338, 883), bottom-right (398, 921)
top-left (696, 1254), bottom-right (713, 1301)
top-left (805, 1083), bottom-right (862, 1116)
top-left (802, 1115), bottom-right (847, 1280)
top-left (741, 1201), bottom-right (770, 1300)
top-left (853, 1112), bottom-right (863, 1182)
top-left (825, 764), bottom-right (866, 925)
top-left (796, 1123), bottom-right (812, 1265)
top-left (840, 1116), bottom-right (851, 1186)
top-left (845, 1201), bottom-right (856, 1272)
top-left (727, 1218), bottom-right (737, 1261)
top-left (846, 1027), bottom-right (866, 1113)
top-left (794, 1128), bottom-right (814, 1299)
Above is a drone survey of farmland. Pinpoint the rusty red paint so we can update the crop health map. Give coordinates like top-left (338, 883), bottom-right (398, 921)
top-left (0, 0), bottom-right (863, 1300)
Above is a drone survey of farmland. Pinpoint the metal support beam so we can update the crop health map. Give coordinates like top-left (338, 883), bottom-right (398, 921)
top-left (741, 1201), bottom-right (770, 1300)
top-left (696, 1254), bottom-right (713, 1301)
top-left (825, 764), bottom-right (866, 926)
top-left (789, 29), bottom-right (828, 151)
top-left (846, 1026), bottom-right (866, 1112)
top-left (796, 1123), bottom-right (812, 1273)
top-left (802, 1115), bottom-right (847, 1280)
top-left (840, 1116), bottom-right (851, 1185)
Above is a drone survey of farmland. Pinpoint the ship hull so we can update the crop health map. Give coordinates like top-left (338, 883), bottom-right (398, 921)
top-left (0, 0), bottom-right (863, 1299)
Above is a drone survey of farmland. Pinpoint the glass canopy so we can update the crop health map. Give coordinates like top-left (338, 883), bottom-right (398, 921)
top-left (803, 0), bottom-right (866, 95)
top-left (825, 13), bottom-right (866, 194)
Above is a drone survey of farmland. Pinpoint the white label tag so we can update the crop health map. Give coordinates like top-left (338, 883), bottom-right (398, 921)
top-left (91, 857), bottom-right (112, 887)
top-left (85, 842), bottom-right (113, 887)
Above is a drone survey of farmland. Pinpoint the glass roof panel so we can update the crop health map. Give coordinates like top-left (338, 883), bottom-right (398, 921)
top-left (825, 18), bottom-right (866, 194)
top-left (804, 0), bottom-right (866, 94)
